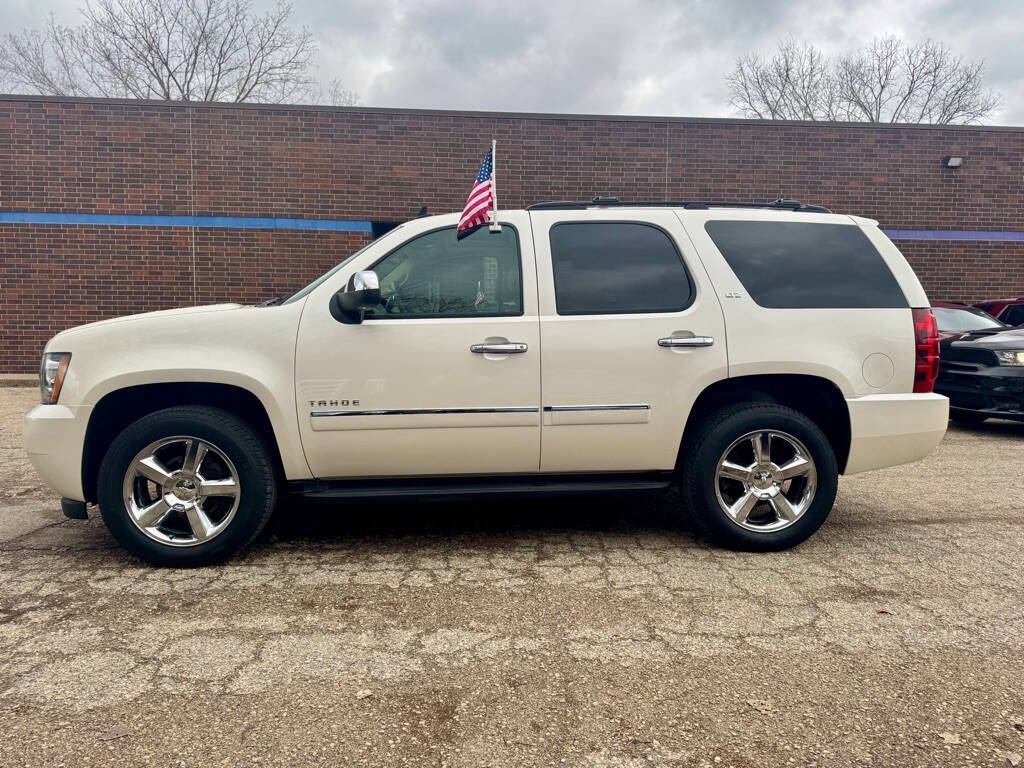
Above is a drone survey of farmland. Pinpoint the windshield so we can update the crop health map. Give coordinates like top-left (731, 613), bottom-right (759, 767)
top-left (281, 225), bottom-right (406, 305)
top-left (932, 307), bottom-right (1007, 333)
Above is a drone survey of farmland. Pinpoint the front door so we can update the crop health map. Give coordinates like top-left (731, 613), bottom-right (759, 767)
top-left (294, 213), bottom-right (540, 478)
top-left (529, 209), bottom-right (728, 472)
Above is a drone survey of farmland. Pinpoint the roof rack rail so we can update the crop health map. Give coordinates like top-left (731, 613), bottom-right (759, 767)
top-left (526, 197), bottom-right (832, 213)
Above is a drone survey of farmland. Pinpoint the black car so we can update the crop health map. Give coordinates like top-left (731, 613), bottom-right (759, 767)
top-left (931, 303), bottom-right (1024, 424)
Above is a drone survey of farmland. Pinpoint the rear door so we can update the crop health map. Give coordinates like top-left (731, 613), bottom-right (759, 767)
top-left (530, 209), bottom-right (728, 472)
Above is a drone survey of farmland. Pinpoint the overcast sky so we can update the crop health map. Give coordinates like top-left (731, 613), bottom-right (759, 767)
top-left (2, 0), bottom-right (1022, 124)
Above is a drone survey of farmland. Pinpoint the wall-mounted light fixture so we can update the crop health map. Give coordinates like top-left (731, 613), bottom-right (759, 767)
top-left (944, 155), bottom-right (963, 169)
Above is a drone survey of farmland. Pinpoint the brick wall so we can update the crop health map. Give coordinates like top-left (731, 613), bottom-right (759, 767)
top-left (0, 225), bottom-right (370, 370)
top-left (897, 241), bottom-right (1024, 302)
top-left (1, 96), bottom-right (1022, 372)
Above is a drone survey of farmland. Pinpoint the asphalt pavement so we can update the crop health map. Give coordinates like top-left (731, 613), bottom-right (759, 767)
top-left (1, 385), bottom-right (1023, 767)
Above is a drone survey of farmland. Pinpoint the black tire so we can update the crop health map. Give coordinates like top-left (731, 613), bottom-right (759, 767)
top-left (950, 410), bottom-right (988, 426)
top-left (678, 402), bottom-right (838, 552)
top-left (97, 406), bottom-right (277, 567)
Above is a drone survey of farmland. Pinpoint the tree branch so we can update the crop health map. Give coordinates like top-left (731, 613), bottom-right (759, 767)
top-left (727, 35), bottom-right (999, 124)
top-left (0, 0), bottom-right (321, 103)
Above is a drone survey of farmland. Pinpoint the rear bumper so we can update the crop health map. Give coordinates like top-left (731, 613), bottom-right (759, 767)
top-left (24, 403), bottom-right (91, 501)
top-left (844, 393), bottom-right (949, 474)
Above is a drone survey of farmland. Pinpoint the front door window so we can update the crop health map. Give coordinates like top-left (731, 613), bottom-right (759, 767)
top-left (368, 226), bottom-right (522, 318)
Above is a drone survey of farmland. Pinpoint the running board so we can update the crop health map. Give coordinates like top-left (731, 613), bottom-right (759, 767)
top-left (291, 472), bottom-right (674, 502)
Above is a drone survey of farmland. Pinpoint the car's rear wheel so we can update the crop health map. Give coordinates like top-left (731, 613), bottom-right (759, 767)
top-left (97, 406), bottom-right (277, 566)
top-left (679, 403), bottom-right (838, 551)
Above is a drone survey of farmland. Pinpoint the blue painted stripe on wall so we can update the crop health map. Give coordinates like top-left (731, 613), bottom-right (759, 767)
top-left (0, 211), bottom-right (1021, 242)
top-left (883, 229), bottom-right (1024, 242)
top-left (0, 210), bottom-right (374, 232)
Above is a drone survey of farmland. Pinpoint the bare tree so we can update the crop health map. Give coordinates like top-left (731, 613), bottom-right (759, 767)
top-left (0, 0), bottom-right (332, 103)
top-left (727, 40), bottom-right (841, 121)
top-left (728, 36), bottom-right (1001, 124)
top-left (311, 77), bottom-right (360, 107)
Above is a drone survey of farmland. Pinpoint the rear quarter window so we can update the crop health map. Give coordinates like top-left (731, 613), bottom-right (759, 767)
top-left (704, 220), bottom-right (908, 309)
top-left (1001, 304), bottom-right (1024, 326)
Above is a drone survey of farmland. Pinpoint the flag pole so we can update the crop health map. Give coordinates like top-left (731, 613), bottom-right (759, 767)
top-left (489, 138), bottom-right (501, 233)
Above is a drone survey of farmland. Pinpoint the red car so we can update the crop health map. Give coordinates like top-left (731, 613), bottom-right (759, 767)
top-left (972, 297), bottom-right (1024, 326)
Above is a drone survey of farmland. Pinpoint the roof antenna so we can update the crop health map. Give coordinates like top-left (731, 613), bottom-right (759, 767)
top-left (416, 205), bottom-right (428, 218)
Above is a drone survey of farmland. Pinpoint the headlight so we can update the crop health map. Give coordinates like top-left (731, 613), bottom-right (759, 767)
top-left (39, 352), bottom-right (71, 404)
top-left (994, 350), bottom-right (1024, 367)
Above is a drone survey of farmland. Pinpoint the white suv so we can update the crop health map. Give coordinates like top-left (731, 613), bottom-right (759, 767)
top-left (24, 200), bottom-right (949, 566)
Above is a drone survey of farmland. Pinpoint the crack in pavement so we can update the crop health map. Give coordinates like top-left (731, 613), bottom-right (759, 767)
top-left (2, 387), bottom-right (1024, 766)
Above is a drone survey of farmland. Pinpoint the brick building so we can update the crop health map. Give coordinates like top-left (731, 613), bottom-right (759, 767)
top-left (1, 94), bottom-right (1022, 372)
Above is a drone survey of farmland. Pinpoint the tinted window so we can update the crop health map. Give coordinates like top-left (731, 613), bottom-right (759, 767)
top-left (549, 223), bottom-right (693, 315)
top-left (368, 226), bottom-right (521, 318)
top-left (704, 221), bottom-right (908, 309)
top-left (932, 307), bottom-right (1006, 332)
top-left (1000, 305), bottom-right (1024, 326)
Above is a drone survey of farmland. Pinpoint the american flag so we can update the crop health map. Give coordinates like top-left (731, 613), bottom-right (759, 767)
top-left (457, 148), bottom-right (495, 239)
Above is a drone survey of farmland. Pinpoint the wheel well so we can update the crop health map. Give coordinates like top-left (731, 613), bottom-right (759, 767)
top-left (82, 382), bottom-right (284, 503)
top-left (680, 375), bottom-right (852, 473)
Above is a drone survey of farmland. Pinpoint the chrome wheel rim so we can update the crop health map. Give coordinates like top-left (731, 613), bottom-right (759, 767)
top-left (714, 429), bottom-right (817, 533)
top-left (122, 436), bottom-right (241, 547)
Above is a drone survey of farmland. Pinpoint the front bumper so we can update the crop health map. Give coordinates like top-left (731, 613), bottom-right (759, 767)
top-left (844, 393), bottom-right (949, 474)
top-left (24, 403), bottom-right (91, 501)
top-left (935, 365), bottom-right (1024, 422)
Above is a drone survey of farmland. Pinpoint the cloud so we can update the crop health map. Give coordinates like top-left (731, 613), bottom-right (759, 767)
top-left (0, 0), bottom-right (82, 31)
top-left (3, 0), bottom-right (1022, 124)
top-left (305, 0), bottom-right (1023, 124)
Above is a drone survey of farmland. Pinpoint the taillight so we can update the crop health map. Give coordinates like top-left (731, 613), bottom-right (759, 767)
top-left (912, 308), bottom-right (940, 393)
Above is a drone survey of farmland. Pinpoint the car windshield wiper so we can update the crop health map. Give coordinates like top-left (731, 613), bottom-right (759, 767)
top-left (257, 296), bottom-right (283, 307)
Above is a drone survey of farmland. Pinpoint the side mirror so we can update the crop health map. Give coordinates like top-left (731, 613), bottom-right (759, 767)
top-left (331, 270), bottom-right (381, 324)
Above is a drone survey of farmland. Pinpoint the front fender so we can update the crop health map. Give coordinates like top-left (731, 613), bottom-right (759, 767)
top-left (51, 302), bottom-right (312, 481)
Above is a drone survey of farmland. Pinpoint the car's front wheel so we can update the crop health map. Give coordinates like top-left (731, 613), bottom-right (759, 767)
top-left (97, 406), bottom-right (277, 566)
top-left (679, 403), bottom-right (838, 551)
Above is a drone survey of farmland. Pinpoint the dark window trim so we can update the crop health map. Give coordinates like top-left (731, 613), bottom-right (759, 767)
top-left (703, 219), bottom-right (909, 310)
top-left (361, 223), bottom-right (525, 321)
top-left (548, 220), bottom-right (695, 316)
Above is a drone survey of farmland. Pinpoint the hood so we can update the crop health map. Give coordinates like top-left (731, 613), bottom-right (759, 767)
top-left (941, 326), bottom-right (1024, 351)
top-left (52, 304), bottom-right (244, 341)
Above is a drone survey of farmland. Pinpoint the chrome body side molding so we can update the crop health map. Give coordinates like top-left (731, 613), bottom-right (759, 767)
top-left (309, 406), bottom-right (541, 432)
top-left (543, 404), bottom-right (650, 413)
top-left (312, 406), bottom-right (539, 418)
top-left (542, 404), bottom-right (652, 426)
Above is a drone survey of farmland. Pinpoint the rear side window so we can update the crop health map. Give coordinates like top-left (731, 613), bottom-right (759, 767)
top-left (549, 222), bottom-right (693, 314)
top-left (1001, 305), bottom-right (1024, 326)
top-left (704, 221), bottom-right (908, 309)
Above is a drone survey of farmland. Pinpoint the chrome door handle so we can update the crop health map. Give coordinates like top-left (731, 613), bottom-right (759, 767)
top-left (658, 336), bottom-right (714, 348)
top-left (470, 342), bottom-right (528, 354)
